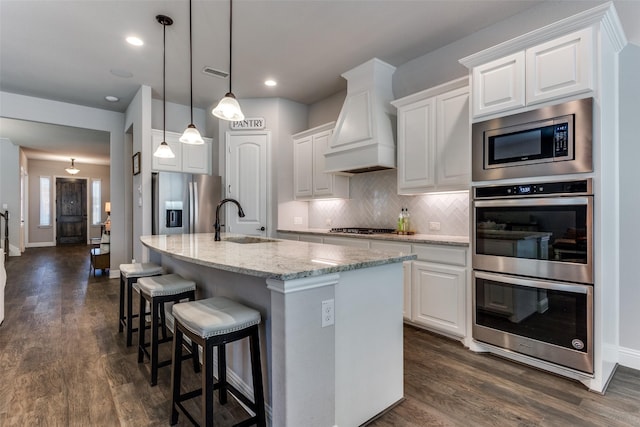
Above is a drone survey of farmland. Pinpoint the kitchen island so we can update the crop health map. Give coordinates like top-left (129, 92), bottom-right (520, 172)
top-left (141, 233), bottom-right (416, 427)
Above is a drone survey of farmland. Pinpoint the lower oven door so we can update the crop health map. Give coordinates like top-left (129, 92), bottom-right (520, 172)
top-left (473, 271), bottom-right (593, 374)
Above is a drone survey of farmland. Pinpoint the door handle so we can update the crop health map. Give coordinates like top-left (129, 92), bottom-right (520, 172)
top-left (257, 226), bottom-right (266, 231)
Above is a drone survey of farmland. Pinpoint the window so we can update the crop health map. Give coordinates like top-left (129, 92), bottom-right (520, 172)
top-left (91, 179), bottom-right (102, 225)
top-left (39, 176), bottom-right (51, 226)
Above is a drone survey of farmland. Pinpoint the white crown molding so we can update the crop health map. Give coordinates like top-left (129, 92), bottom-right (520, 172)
top-left (459, 2), bottom-right (627, 69)
top-left (267, 273), bottom-right (339, 294)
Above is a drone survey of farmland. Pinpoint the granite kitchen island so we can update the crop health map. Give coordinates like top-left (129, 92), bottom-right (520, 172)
top-left (141, 233), bottom-right (416, 427)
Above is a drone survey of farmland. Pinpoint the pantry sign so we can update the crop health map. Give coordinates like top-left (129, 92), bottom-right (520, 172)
top-left (230, 117), bottom-right (265, 130)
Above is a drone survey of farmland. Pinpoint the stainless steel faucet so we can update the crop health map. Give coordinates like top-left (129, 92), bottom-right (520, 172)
top-left (214, 198), bottom-right (245, 241)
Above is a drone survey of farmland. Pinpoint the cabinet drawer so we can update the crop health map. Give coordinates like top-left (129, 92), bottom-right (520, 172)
top-left (370, 241), bottom-right (412, 254)
top-left (412, 244), bottom-right (466, 266)
top-left (323, 236), bottom-right (370, 249)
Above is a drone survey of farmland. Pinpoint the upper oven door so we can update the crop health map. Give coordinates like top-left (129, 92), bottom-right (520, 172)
top-left (473, 196), bottom-right (593, 284)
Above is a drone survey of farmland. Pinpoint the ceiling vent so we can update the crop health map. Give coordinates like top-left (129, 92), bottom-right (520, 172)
top-left (202, 66), bottom-right (229, 79)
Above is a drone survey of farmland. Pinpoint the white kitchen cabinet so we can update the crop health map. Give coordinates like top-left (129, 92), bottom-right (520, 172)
top-left (152, 129), bottom-right (212, 174)
top-left (392, 79), bottom-right (470, 194)
top-left (469, 28), bottom-right (594, 118)
top-left (293, 123), bottom-right (349, 200)
top-left (525, 28), bottom-right (594, 105)
top-left (409, 244), bottom-right (467, 338)
top-left (471, 52), bottom-right (525, 118)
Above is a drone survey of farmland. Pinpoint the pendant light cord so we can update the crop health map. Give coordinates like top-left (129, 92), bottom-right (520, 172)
top-left (163, 18), bottom-right (166, 143)
top-left (228, 0), bottom-right (233, 94)
top-left (189, 0), bottom-right (194, 124)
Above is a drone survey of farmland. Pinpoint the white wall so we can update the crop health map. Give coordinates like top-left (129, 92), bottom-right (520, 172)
top-left (216, 98), bottom-right (308, 237)
top-left (618, 43), bottom-right (640, 363)
top-left (0, 138), bottom-right (20, 256)
top-left (26, 159), bottom-right (110, 244)
top-left (0, 92), bottom-right (125, 265)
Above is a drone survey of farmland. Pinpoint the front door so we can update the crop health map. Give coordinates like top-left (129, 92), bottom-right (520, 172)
top-left (56, 178), bottom-right (87, 244)
top-left (225, 131), bottom-right (269, 236)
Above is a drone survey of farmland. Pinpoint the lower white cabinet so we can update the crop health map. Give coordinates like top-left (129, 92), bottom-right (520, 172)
top-left (411, 261), bottom-right (466, 337)
top-left (277, 232), bottom-right (469, 338)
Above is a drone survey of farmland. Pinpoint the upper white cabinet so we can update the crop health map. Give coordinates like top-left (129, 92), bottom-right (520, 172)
top-left (293, 123), bottom-right (349, 200)
top-left (472, 52), bottom-right (525, 117)
top-left (392, 78), bottom-right (470, 194)
top-left (525, 28), bottom-right (594, 105)
top-left (468, 28), bottom-right (594, 118)
top-left (152, 129), bottom-right (212, 174)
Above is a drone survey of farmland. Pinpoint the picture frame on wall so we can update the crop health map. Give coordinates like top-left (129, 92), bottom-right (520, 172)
top-left (132, 152), bottom-right (141, 175)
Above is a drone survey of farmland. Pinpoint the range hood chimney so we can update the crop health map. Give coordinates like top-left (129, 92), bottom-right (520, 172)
top-left (324, 58), bottom-right (397, 174)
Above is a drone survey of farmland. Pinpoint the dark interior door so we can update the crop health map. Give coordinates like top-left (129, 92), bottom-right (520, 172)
top-left (56, 178), bottom-right (87, 245)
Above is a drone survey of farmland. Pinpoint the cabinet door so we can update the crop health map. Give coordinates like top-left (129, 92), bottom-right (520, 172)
top-left (293, 136), bottom-right (313, 199)
top-left (436, 87), bottom-right (470, 189)
top-left (526, 28), bottom-right (594, 105)
top-left (412, 261), bottom-right (466, 337)
top-left (182, 141), bottom-right (211, 174)
top-left (312, 130), bottom-right (334, 196)
top-left (472, 51), bottom-right (525, 118)
top-left (397, 98), bottom-right (435, 194)
top-left (152, 130), bottom-right (181, 172)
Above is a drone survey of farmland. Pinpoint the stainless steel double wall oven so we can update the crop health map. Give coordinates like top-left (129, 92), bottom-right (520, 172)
top-left (471, 98), bottom-right (595, 374)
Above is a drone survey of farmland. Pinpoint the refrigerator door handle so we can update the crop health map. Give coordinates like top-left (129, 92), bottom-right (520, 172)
top-left (188, 181), bottom-right (195, 233)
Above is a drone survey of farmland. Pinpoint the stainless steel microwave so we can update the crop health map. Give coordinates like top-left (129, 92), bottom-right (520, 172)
top-left (472, 98), bottom-right (593, 181)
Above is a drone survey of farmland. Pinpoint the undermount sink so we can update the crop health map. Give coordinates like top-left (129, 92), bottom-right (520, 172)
top-left (223, 236), bottom-right (278, 244)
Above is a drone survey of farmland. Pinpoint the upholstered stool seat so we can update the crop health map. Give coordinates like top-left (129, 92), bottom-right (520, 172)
top-left (170, 297), bottom-right (266, 427)
top-left (137, 274), bottom-right (198, 386)
top-left (119, 262), bottom-right (163, 346)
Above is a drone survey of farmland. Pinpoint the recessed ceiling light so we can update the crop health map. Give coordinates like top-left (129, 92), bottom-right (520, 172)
top-left (264, 79), bottom-right (277, 87)
top-left (110, 68), bottom-right (133, 78)
top-left (105, 96), bottom-right (119, 102)
top-left (126, 36), bottom-right (144, 46)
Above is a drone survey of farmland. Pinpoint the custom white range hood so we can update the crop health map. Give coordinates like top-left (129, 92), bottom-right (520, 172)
top-left (324, 58), bottom-right (397, 174)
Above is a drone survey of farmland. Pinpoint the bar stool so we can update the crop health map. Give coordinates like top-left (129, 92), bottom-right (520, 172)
top-left (170, 297), bottom-right (266, 427)
top-left (136, 273), bottom-right (199, 386)
top-left (119, 262), bottom-right (163, 346)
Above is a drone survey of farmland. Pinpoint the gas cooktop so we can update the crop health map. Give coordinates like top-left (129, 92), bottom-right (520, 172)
top-left (329, 227), bottom-right (395, 235)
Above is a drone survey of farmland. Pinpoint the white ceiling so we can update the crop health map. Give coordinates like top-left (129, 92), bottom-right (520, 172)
top-left (1, 0), bottom-right (638, 165)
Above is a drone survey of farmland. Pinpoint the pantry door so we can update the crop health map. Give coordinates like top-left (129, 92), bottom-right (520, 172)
top-left (225, 131), bottom-right (269, 237)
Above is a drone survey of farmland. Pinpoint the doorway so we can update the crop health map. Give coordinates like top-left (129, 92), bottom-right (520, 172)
top-left (56, 177), bottom-right (87, 245)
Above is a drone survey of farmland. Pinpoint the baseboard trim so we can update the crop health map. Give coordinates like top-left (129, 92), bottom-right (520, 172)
top-left (619, 346), bottom-right (640, 370)
top-left (26, 242), bottom-right (55, 248)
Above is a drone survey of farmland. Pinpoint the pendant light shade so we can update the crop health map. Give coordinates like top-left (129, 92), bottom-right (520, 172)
top-left (180, 0), bottom-right (204, 144)
top-left (212, 92), bottom-right (244, 121)
top-left (212, 0), bottom-right (244, 122)
top-left (65, 158), bottom-right (80, 175)
top-left (154, 14), bottom-right (176, 159)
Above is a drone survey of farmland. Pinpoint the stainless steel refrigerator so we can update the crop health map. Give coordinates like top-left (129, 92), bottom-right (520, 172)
top-left (152, 172), bottom-right (222, 235)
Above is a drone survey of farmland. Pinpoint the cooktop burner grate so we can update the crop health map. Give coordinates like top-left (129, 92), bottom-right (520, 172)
top-left (329, 227), bottom-right (395, 235)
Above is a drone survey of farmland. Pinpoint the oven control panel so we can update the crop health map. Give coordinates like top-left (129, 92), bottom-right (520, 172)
top-left (474, 179), bottom-right (591, 198)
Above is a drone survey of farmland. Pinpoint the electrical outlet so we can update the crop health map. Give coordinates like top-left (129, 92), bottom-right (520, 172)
top-left (321, 299), bottom-right (334, 327)
top-left (429, 221), bottom-right (441, 231)
top-left (293, 216), bottom-right (303, 225)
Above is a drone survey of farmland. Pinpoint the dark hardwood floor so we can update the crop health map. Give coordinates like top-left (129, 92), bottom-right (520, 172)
top-left (1, 245), bottom-right (639, 426)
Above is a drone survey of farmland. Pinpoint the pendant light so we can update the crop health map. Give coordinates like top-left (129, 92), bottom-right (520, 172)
top-left (179, 0), bottom-right (204, 144)
top-left (153, 15), bottom-right (176, 159)
top-left (212, 0), bottom-right (244, 122)
top-left (65, 158), bottom-right (80, 175)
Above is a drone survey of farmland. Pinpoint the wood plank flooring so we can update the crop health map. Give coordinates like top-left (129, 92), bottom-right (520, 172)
top-left (1, 245), bottom-right (639, 426)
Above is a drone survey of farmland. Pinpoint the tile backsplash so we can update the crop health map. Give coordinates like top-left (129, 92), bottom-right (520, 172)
top-left (308, 170), bottom-right (469, 236)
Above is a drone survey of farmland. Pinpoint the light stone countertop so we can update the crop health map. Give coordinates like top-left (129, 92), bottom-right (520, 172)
top-left (140, 233), bottom-right (416, 281)
top-left (277, 228), bottom-right (470, 247)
